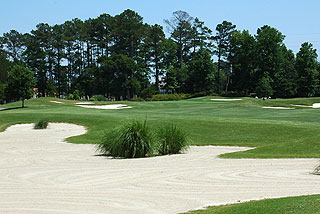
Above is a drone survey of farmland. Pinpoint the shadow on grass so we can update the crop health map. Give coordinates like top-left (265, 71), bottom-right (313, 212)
top-left (0, 106), bottom-right (26, 111)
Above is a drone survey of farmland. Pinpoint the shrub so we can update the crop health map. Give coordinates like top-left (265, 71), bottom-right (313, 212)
top-left (96, 120), bottom-right (154, 158)
top-left (73, 90), bottom-right (80, 100)
top-left (90, 94), bottom-right (106, 101)
top-left (131, 97), bottom-right (145, 102)
top-left (141, 88), bottom-right (157, 99)
top-left (157, 124), bottom-right (189, 155)
top-left (67, 94), bottom-right (74, 100)
top-left (151, 93), bottom-right (191, 101)
top-left (34, 119), bottom-right (49, 129)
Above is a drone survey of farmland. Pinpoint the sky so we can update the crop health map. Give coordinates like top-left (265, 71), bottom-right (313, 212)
top-left (1, 0), bottom-right (320, 55)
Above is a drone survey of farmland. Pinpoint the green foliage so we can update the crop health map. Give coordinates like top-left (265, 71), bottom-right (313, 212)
top-left (67, 94), bottom-right (74, 100)
top-left (34, 119), bottom-right (49, 129)
top-left (131, 97), bottom-right (145, 102)
top-left (132, 94), bottom-right (192, 101)
top-left (73, 90), bottom-right (80, 100)
top-left (273, 47), bottom-right (297, 98)
top-left (214, 20), bottom-right (236, 93)
top-left (5, 65), bottom-right (35, 107)
top-left (67, 90), bottom-right (80, 100)
top-left (90, 95), bottom-right (106, 101)
top-left (0, 51), bottom-right (10, 84)
top-left (0, 84), bottom-right (6, 104)
top-left (46, 79), bottom-right (57, 97)
top-left (140, 88), bottom-right (157, 99)
top-left (229, 30), bottom-right (256, 94)
top-left (187, 48), bottom-right (216, 94)
top-left (296, 42), bottom-right (319, 97)
top-left (255, 76), bottom-right (274, 97)
top-left (157, 124), bottom-right (189, 155)
top-left (96, 120), bottom-right (154, 158)
top-left (150, 94), bottom-right (191, 101)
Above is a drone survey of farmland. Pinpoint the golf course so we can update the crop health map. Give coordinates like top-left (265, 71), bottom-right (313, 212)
top-left (1, 96), bottom-right (320, 213)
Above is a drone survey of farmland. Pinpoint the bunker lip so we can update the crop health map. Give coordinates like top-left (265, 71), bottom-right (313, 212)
top-left (76, 104), bottom-right (132, 109)
top-left (291, 103), bottom-right (320, 108)
top-left (262, 106), bottom-right (295, 110)
top-left (75, 102), bottom-right (94, 105)
top-left (49, 101), bottom-right (64, 104)
top-left (0, 123), bottom-right (320, 214)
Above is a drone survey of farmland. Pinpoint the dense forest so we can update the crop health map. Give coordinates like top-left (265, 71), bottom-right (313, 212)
top-left (0, 9), bottom-right (319, 103)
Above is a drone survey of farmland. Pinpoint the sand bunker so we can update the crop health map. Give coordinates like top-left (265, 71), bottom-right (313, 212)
top-left (76, 104), bottom-right (132, 109)
top-left (49, 101), bottom-right (64, 104)
top-left (75, 102), bottom-right (94, 105)
top-left (313, 103), bottom-right (320, 108)
top-left (1, 123), bottom-right (320, 214)
top-left (211, 99), bottom-right (242, 101)
top-left (291, 104), bottom-right (313, 108)
top-left (291, 103), bottom-right (320, 108)
top-left (263, 106), bottom-right (295, 110)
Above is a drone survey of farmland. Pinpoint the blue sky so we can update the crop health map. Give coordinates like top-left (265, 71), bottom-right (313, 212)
top-left (1, 0), bottom-right (320, 54)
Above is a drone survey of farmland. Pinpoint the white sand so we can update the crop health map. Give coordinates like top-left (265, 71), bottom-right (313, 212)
top-left (76, 104), bottom-right (132, 109)
top-left (1, 123), bottom-right (320, 214)
top-left (263, 106), bottom-right (295, 110)
top-left (291, 104), bottom-right (313, 108)
top-left (313, 103), bottom-right (320, 108)
top-left (75, 102), bottom-right (94, 105)
top-left (291, 103), bottom-right (320, 108)
top-left (211, 99), bottom-right (242, 101)
top-left (49, 101), bottom-right (64, 104)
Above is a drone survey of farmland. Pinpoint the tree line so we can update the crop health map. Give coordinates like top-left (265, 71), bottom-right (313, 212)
top-left (0, 9), bottom-right (319, 103)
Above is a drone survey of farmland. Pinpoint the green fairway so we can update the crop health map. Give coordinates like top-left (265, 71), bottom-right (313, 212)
top-left (1, 96), bottom-right (320, 158)
top-left (184, 195), bottom-right (320, 214)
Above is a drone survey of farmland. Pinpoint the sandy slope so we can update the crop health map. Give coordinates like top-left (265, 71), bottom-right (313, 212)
top-left (0, 123), bottom-right (320, 214)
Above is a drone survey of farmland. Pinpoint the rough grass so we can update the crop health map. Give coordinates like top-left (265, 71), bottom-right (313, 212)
top-left (184, 195), bottom-right (320, 214)
top-left (96, 120), bottom-right (154, 158)
top-left (157, 124), bottom-right (189, 155)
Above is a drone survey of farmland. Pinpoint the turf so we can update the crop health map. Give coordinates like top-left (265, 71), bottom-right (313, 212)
top-left (1, 96), bottom-right (320, 158)
top-left (184, 195), bottom-right (320, 214)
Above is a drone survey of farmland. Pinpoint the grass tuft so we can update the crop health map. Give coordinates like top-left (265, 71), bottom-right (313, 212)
top-left (96, 120), bottom-right (154, 158)
top-left (157, 124), bottom-right (189, 155)
top-left (34, 119), bottom-right (49, 129)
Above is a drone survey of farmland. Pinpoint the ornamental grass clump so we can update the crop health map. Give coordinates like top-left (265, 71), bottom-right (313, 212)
top-left (34, 119), bottom-right (49, 129)
top-left (97, 120), bottom-right (154, 158)
top-left (157, 124), bottom-right (189, 155)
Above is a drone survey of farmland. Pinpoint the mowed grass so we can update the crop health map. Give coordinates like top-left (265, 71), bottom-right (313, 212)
top-left (1, 96), bottom-right (320, 158)
top-left (184, 195), bottom-right (320, 214)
